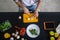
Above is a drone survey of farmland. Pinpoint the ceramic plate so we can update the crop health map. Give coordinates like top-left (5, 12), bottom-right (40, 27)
top-left (26, 24), bottom-right (40, 38)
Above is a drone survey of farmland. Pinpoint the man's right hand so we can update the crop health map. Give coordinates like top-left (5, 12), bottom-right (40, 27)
top-left (23, 7), bottom-right (30, 14)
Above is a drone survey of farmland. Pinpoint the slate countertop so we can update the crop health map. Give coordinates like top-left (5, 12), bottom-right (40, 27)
top-left (0, 12), bottom-right (60, 40)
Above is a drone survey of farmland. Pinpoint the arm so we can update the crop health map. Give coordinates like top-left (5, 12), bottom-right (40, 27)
top-left (35, 0), bottom-right (42, 12)
top-left (16, 1), bottom-right (25, 10)
top-left (15, 0), bottom-right (30, 14)
top-left (34, 0), bottom-right (42, 17)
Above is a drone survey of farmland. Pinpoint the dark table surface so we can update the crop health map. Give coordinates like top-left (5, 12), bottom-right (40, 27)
top-left (0, 12), bottom-right (60, 40)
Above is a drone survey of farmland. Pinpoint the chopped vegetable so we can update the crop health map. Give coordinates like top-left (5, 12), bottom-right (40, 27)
top-left (4, 33), bottom-right (11, 39)
top-left (20, 28), bottom-right (26, 36)
top-left (29, 29), bottom-right (38, 35)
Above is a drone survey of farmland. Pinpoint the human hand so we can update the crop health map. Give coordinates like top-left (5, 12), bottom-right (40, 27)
top-left (34, 11), bottom-right (39, 17)
top-left (57, 36), bottom-right (60, 40)
top-left (23, 8), bottom-right (30, 14)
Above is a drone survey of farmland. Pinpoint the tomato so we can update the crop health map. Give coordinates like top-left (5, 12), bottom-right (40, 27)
top-left (20, 28), bottom-right (26, 36)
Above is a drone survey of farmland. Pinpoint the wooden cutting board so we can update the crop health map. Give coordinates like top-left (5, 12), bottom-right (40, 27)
top-left (23, 13), bottom-right (38, 23)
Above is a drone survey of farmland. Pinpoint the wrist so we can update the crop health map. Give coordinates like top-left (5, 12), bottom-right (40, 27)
top-left (23, 7), bottom-right (27, 10)
top-left (35, 9), bottom-right (39, 12)
top-left (35, 10), bottom-right (38, 13)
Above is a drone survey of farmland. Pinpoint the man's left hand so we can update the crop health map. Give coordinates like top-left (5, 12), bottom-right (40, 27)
top-left (34, 11), bottom-right (39, 17)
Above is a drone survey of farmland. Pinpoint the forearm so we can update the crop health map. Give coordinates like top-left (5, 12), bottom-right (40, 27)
top-left (35, 0), bottom-right (42, 11)
top-left (15, 0), bottom-right (30, 14)
top-left (16, 1), bottom-right (27, 10)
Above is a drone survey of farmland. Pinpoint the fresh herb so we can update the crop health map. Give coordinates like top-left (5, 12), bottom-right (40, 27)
top-left (29, 29), bottom-right (38, 35)
top-left (0, 20), bottom-right (12, 32)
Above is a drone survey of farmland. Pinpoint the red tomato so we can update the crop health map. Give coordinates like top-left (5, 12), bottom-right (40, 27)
top-left (20, 28), bottom-right (26, 36)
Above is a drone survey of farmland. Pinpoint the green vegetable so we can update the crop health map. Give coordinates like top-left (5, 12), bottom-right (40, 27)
top-left (0, 20), bottom-right (12, 32)
top-left (29, 29), bottom-right (38, 35)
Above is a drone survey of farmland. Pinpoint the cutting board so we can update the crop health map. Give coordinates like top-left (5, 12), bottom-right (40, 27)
top-left (23, 13), bottom-right (38, 23)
